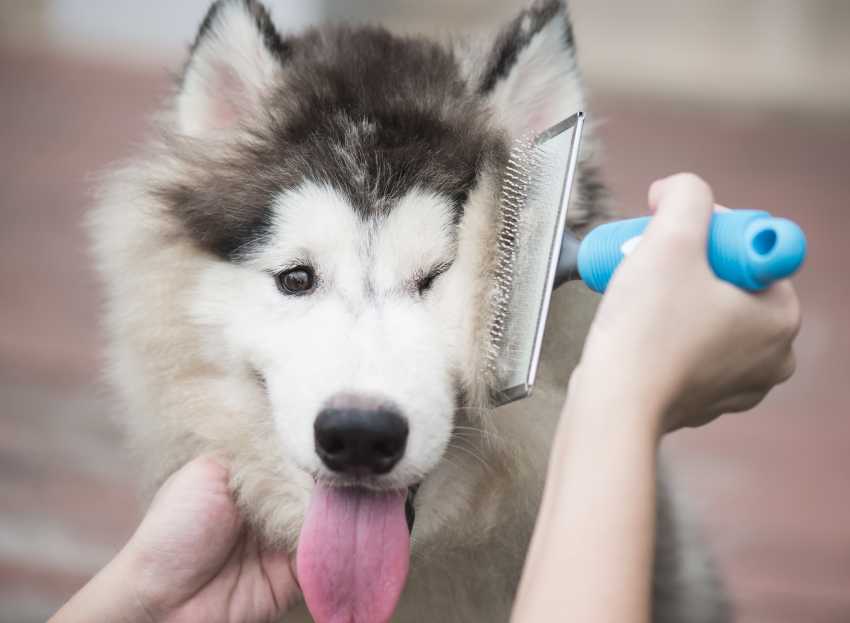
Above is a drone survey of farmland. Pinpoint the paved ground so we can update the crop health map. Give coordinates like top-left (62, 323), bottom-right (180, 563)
top-left (1, 48), bottom-right (848, 622)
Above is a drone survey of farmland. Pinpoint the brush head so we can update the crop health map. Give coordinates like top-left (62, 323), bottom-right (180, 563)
top-left (487, 113), bottom-right (585, 406)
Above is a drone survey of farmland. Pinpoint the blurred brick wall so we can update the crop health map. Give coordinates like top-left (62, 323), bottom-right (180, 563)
top-left (1, 2), bottom-right (849, 621)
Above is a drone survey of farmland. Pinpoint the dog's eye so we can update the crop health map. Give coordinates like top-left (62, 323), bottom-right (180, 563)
top-left (416, 262), bottom-right (451, 296)
top-left (417, 273), bottom-right (437, 295)
top-left (276, 266), bottom-right (315, 295)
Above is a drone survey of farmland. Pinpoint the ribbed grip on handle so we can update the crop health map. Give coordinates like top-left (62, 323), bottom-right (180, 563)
top-left (576, 210), bottom-right (807, 293)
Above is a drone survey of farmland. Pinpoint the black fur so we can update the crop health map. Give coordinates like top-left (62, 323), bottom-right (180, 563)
top-left (162, 3), bottom-right (504, 260)
top-left (479, 0), bottom-right (573, 95)
top-left (570, 162), bottom-right (610, 234)
top-left (191, 0), bottom-right (289, 61)
top-left (270, 26), bottom-right (500, 221)
top-left (160, 0), bottom-right (600, 264)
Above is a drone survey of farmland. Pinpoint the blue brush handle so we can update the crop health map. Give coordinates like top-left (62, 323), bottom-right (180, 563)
top-left (576, 210), bottom-right (807, 293)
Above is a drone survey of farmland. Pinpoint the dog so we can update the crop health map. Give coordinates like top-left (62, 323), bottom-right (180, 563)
top-left (90, 1), bottom-right (729, 621)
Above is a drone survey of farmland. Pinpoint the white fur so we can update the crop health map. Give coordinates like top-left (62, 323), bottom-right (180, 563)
top-left (488, 17), bottom-right (584, 139)
top-left (198, 183), bottom-right (459, 488)
top-left (177, 1), bottom-right (281, 136)
top-left (373, 189), bottom-right (457, 292)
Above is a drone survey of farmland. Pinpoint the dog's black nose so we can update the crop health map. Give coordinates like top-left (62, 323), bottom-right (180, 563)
top-left (315, 405), bottom-right (408, 475)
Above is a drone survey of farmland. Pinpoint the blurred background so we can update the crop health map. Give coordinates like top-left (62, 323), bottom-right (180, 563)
top-left (1, 1), bottom-right (848, 621)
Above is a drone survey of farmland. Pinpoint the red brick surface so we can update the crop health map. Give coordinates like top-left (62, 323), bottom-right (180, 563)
top-left (1, 48), bottom-right (848, 622)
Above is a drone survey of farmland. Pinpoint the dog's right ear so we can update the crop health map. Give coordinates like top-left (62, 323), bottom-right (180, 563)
top-left (478, 0), bottom-right (583, 140)
top-left (177, 0), bottom-right (287, 138)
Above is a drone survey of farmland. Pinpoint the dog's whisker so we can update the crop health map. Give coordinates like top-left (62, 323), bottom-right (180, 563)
top-left (452, 424), bottom-right (506, 439)
top-left (436, 455), bottom-right (464, 473)
top-left (446, 440), bottom-right (493, 473)
top-left (451, 426), bottom-right (509, 449)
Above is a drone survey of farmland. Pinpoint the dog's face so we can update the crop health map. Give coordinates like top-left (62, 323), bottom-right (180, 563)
top-left (175, 10), bottom-right (495, 493)
top-left (199, 181), bottom-right (470, 489)
top-left (160, 0), bottom-right (591, 502)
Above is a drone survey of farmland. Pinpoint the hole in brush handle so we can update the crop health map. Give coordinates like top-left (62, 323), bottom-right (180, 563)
top-left (745, 217), bottom-right (807, 285)
top-left (751, 227), bottom-right (778, 256)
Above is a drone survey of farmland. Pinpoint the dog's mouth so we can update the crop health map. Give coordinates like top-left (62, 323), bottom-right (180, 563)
top-left (405, 484), bottom-right (418, 533)
top-left (307, 476), bottom-right (419, 531)
top-left (297, 480), bottom-right (420, 623)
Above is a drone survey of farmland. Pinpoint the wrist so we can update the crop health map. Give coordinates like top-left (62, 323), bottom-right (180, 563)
top-left (49, 547), bottom-right (157, 623)
top-left (111, 545), bottom-right (162, 623)
top-left (111, 536), bottom-right (189, 623)
top-left (566, 361), bottom-right (669, 443)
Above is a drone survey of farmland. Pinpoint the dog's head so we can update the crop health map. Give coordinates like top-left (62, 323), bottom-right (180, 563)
top-left (116, 1), bottom-right (604, 619)
top-left (162, 0), bottom-right (597, 490)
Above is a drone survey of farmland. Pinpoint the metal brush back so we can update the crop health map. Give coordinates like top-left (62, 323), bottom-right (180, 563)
top-left (490, 112), bottom-right (584, 406)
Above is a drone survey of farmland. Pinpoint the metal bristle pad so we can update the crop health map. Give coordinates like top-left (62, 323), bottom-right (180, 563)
top-left (485, 113), bottom-right (584, 406)
top-left (488, 136), bottom-right (542, 371)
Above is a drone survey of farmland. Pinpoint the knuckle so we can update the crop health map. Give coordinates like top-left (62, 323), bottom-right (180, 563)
top-left (667, 172), bottom-right (714, 201)
top-left (787, 295), bottom-right (803, 339)
top-left (722, 391), bottom-right (766, 414)
top-left (650, 173), bottom-right (715, 241)
top-left (654, 220), bottom-right (693, 245)
top-left (769, 282), bottom-right (802, 340)
top-left (653, 213), bottom-right (706, 248)
top-left (777, 351), bottom-right (797, 383)
top-left (743, 390), bottom-right (768, 411)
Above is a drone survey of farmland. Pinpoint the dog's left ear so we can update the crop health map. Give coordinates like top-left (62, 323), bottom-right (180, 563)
top-left (177, 0), bottom-right (287, 138)
top-left (479, 0), bottom-right (583, 139)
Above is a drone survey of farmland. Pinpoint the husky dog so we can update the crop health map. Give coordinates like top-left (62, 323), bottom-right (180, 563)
top-left (91, 0), bottom-right (728, 621)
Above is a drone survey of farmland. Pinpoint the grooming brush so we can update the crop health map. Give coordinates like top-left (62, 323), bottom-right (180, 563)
top-left (489, 112), bottom-right (807, 406)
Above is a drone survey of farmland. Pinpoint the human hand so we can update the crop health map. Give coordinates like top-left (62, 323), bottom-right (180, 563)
top-left (51, 456), bottom-right (300, 623)
top-left (575, 173), bottom-right (800, 434)
top-left (116, 455), bottom-right (300, 623)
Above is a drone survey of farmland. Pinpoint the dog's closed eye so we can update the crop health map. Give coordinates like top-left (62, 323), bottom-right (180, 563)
top-left (415, 261), bottom-right (452, 296)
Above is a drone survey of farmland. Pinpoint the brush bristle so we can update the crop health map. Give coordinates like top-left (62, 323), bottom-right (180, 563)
top-left (488, 136), bottom-right (542, 375)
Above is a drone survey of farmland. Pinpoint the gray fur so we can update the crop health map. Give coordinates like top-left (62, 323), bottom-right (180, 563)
top-left (161, 4), bottom-right (506, 260)
top-left (479, 0), bottom-right (572, 95)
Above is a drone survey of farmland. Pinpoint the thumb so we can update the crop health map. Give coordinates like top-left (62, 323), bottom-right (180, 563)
top-left (644, 173), bottom-right (715, 252)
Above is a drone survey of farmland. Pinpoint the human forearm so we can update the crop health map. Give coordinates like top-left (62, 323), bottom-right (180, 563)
top-left (512, 173), bottom-right (800, 621)
top-left (49, 456), bottom-right (299, 623)
top-left (49, 547), bottom-right (153, 623)
top-left (511, 370), bottom-right (662, 623)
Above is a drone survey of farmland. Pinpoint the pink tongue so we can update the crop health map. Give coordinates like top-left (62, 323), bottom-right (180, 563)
top-left (297, 484), bottom-right (410, 623)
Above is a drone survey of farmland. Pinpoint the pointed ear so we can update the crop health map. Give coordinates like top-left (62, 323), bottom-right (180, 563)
top-left (479, 0), bottom-right (583, 139)
top-left (177, 0), bottom-right (287, 137)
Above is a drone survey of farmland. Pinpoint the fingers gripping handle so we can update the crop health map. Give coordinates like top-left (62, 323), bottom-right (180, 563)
top-left (555, 210), bottom-right (807, 293)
